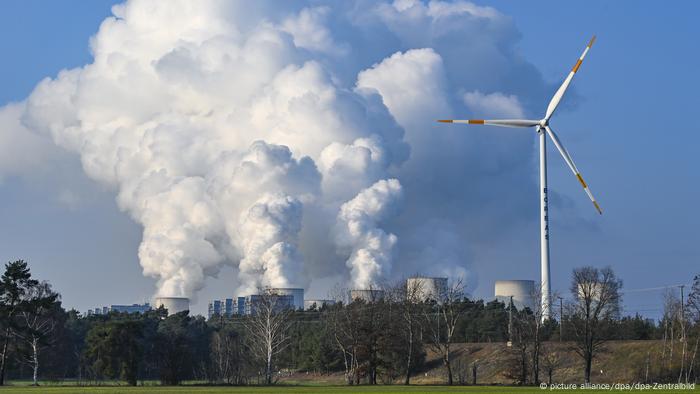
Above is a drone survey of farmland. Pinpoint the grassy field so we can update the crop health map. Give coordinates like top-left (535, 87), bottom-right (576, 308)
top-left (0, 385), bottom-right (698, 394)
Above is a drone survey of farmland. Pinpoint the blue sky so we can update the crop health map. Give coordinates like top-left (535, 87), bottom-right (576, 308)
top-left (0, 0), bottom-right (697, 317)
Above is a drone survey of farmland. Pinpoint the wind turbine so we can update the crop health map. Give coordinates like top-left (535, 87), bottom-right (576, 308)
top-left (438, 36), bottom-right (601, 320)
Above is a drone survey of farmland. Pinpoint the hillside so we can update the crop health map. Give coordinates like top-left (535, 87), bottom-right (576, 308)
top-left (284, 340), bottom-right (690, 385)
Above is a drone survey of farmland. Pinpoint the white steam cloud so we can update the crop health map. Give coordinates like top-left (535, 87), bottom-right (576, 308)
top-left (337, 179), bottom-right (403, 289)
top-left (3, 0), bottom-right (555, 299)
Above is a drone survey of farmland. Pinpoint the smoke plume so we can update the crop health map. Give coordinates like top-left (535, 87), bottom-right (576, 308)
top-left (4, 0), bottom-right (556, 299)
top-left (336, 179), bottom-right (403, 289)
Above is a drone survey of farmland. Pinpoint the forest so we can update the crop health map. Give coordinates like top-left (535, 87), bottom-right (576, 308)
top-left (0, 260), bottom-right (697, 386)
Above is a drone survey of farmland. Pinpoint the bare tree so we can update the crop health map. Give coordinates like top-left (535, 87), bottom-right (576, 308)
top-left (210, 323), bottom-right (246, 384)
top-left (422, 278), bottom-right (466, 385)
top-left (324, 285), bottom-right (362, 385)
top-left (684, 275), bottom-right (700, 382)
top-left (506, 306), bottom-right (530, 384)
top-left (388, 278), bottom-right (425, 385)
top-left (503, 285), bottom-right (553, 385)
top-left (688, 275), bottom-right (700, 323)
top-left (14, 281), bottom-right (59, 386)
top-left (524, 285), bottom-right (556, 384)
top-left (566, 266), bottom-right (622, 383)
top-left (540, 343), bottom-right (563, 385)
top-left (242, 289), bottom-right (293, 385)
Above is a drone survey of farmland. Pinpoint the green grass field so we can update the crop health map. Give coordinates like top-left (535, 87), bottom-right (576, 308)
top-left (0, 385), bottom-right (698, 394)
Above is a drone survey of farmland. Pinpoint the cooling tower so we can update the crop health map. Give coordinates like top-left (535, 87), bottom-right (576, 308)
top-left (494, 280), bottom-right (535, 310)
top-left (266, 288), bottom-right (304, 310)
top-left (304, 299), bottom-right (336, 310)
top-left (576, 282), bottom-right (602, 303)
top-left (155, 297), bottom-right (190, 315)
top-left (349, 289), bottom-right (385, 302)
top-left (406, 276), bottom-right (448, 302)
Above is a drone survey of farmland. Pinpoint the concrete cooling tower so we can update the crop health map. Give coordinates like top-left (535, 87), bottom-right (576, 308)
top-left (349, 289), bottom-right (385, 303)
top-left (406, 276), bottom-right (448, 302)
top-left (494, 280), bottom-right (535, 311)
top-left (304, 299), bottom-right (336, 310)
top-left (266, 288), bottom-right (304, 310)
top-left (155, 297), bottom-right (190, 315)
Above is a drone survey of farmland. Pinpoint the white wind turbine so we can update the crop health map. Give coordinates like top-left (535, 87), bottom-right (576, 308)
top-left (438, 36), bottom-right (601, 320)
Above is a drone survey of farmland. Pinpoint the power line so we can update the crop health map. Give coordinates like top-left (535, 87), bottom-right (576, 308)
top-left (620, 284), bottom-right (688, 294)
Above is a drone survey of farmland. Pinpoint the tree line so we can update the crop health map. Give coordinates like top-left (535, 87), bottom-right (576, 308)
top-left (1, 259), bottom-right (698, 386)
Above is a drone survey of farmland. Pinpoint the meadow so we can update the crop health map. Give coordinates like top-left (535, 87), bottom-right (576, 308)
top-left (0, 385), bottom-right (698, 394)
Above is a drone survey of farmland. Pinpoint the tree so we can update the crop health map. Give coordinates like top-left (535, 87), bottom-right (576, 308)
top-left (391, 279), bottom-right (426, 385)
top-left (210, 320), bottom-right (247, 384)
top-left (84, 318), bottom-right (144, 385)
top-left (521, 286), bottom-right (557, 385)
top-left (422, 278), bottom-right (466, 385)
top-left (688, 275), bottom-right (700, 324)
top-left (505, 306), bottom-right (530, 385)
top-left (14, 282), bottom-right (60, 385)
top-left (0, 260), bottom-right (39, 385)
top-left (540, 344), bottom-right (562, 385)
top-left (566, 266), bottom-right (622, 383)
top-left (325, 300), bottom-right (362, 385)
top-left (683, 276), bottom-right (700, 383)
top-left (154, 312), bottom-right (209, 385)
top-left (242, 290), bottom-right (293, 385)
top-left (357, 296), bottom-right (382, 384)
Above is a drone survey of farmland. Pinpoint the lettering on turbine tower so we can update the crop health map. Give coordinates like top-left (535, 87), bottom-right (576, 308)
top-left (543, 187), bottom-right (549, 240)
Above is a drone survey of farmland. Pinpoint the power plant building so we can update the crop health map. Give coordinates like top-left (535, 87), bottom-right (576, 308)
top-left (495, 280), bottom-right (536, 311)
top-left (87, 303), bottom-right (151, 316)
top-left (111, 303), bottom-right (151, 314)
top-left (304, 299), bottom-right (336, 310)
top-left (266, 288), bottom-right (304, 310)
top-left (155, 297), bottom-right (190, 316)
top-left (208, 297), bottom-right (247, 319)
top-left (208, 300), bottom-right (223, 319)
top-left (245, 294), bottom-right (294, 315)
top-left (407, 277), bottom-right (448, 302)
top-left (349, 289), bottom-right (385, 303)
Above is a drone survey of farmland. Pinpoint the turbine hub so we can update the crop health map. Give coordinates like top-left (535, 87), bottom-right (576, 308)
top-left (539, 119), bottom-right (548, 127)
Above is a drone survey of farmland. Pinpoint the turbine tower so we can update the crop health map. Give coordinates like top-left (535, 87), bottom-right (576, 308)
top-left (438, 36), bottom-right (601, 320)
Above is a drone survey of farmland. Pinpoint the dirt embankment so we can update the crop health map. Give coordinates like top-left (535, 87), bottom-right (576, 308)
top-left (285, 340), bottom-right (688, 385)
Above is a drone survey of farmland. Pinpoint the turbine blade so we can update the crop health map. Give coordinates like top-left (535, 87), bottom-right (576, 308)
top-left (545, 126), bottom-right (602, 214)
top-left (437, 119), bottom-right (539, 128)
top-left (544, 35), bottom-right (596, 121)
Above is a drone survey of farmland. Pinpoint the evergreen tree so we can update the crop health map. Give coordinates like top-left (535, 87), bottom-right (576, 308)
top-left (0, 260), bottom-right (39, 385)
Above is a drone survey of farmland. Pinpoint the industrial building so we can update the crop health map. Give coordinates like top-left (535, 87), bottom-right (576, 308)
top-left (245, 294), bottom-right (294, 315)
top-left (349, 289), bottom-right (385, 302)
top-left (494, 280), bottom-right (536, 311)
top-left (407, 276), bottom-right (448, 302)
top-left (87, 303), bottom-right (151, 316)
top-left (304, 299), bottom-right (335, 310)
top-left (208, 297), bottom-right (246, 319)
top-left (155, 297), bottom-right (190, 316)
top-left (208, 287), bottom-right (304, 318)
top-left (111, 303), bottom-right (152, 314)
top-left (266, 288), bottom-right (304, 310)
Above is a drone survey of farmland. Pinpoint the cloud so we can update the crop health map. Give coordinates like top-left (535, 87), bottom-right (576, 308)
top-left (0, 103), bottom-right (60, 182)
top-left (4, 0), bottom-right (562, 300)
top-left (463, 91), bottom-right (525, 118)
top-left (357, 48), bottom-right (449, 126)
top-left (336, 179), bottom-right (403, 288)
top-left (238, 193), bottom-right (305, 293)
top-left (281, 7), bottom-right (349, 56)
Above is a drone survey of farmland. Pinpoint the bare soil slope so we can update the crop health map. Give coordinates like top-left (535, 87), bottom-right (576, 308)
top-left (285, 340), bottom-right (679, 385)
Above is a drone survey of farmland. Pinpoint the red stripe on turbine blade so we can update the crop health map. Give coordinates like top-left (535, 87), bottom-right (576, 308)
top-left (588, 35), bottom-right (597, 48)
